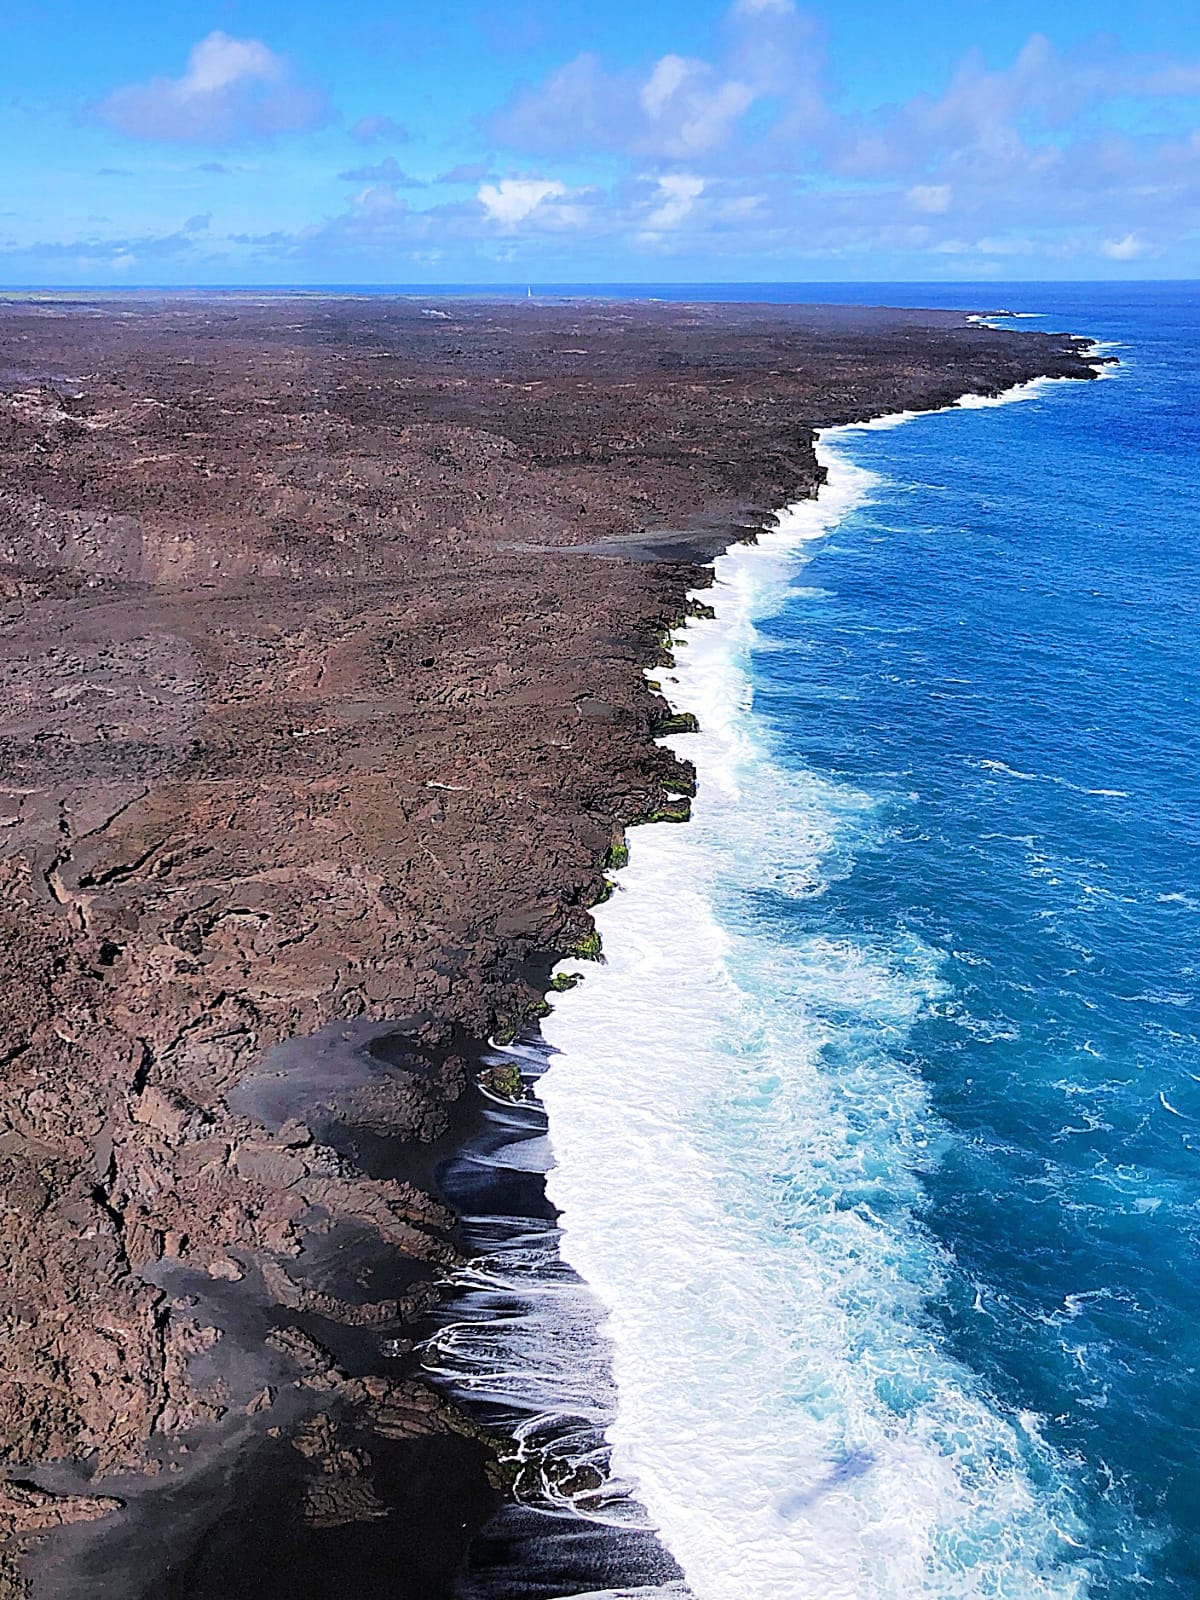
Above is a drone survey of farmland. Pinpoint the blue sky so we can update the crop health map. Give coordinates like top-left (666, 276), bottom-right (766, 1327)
top-left (2, 0), bottom-right (1198, 284)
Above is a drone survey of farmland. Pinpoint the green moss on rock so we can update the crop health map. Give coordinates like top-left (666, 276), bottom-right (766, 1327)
top-left (490, 998), bottom-right (549, 1048)
top-left (605, 837), bottom-right (630, 870)
top-left (646, 799), bottom-right (692, 824)
top-left (653, 711), bottom-right (700, 736)
top-left (480, 1060), bottom-right (525, 1099)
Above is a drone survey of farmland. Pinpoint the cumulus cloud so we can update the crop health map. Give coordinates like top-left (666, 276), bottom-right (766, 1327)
top-left (489, 46), bottom-right (760, 160)
top-left (641, 55), bottom-right (755, 157)
top-left (908, 183), bottom-right (952, 214)
top-left (348, 114), bottom-right (411, 145)
top-left (94, 31), bottom-right (328, 144)
top-left (483, 6), bottom-right (1200, 269)
top-left (825, 32), bottom-right (1200, 185)
top-left (478, 178), bottom-right (568, 227)
top-left (438, 162), bottom-right (493, 184)
top-left (337, 156), bottom-right (426, 186)
top-left (645, 173), bottom-right (705, 229)
top-left (232, 177), bottom-right (584, 267)
top-left (36, 3), bottom-right (1200, 279)
top-left (1102, 232), bottom-right (1149, 260)
top-left (489, 0), bottom-right (826, 166)
top-left (344, 184), bottom-right (411, 224)
top-left (0, 217), bottom-right (222, 274)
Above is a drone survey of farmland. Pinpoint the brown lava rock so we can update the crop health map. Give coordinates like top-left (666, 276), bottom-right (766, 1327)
top-left (0, 294), bottom-right (1097, 1589)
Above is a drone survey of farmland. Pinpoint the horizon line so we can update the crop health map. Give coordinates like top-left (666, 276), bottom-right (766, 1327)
top-left (1, 277), bottom-right (1197, 294)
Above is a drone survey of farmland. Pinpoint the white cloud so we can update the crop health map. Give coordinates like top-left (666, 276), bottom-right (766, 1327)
top-left (351, 184), bottom-right (409, 221)
top-left (478, 177), bottom-right (568, 227)
top-left (338, 156), bottom-right (425, 187)
top-left (1102, 232), bottom-right (1148, 260)
top-left (908, 183), bottom-right (952, 213)
top-left (645, 173), bottom-right (706, 229)
top-left (184, 34), bottom-right (279, 94)
top-left (642, 56), bottom-right (693, 119)
top-left (490, 43), bottom-right (758, 160)
top-left (95, 31), bottom-right (328, 143)
top-left (349, 114), bottom-right (411, 146)
top-left (1119, 61), bottom-right (1200, 96)
top-left (59, 11), bottom-right (1200, 277)
top-left (642, 58), bottom-right (755, 157)
top-left (719, 193), bottom-right (765, 220)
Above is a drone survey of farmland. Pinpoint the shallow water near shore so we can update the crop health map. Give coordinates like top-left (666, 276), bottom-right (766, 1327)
top-left (533, 286), bottom-right (1200, 1599)
top-left (425, 1041), bottom-right (690, 1597)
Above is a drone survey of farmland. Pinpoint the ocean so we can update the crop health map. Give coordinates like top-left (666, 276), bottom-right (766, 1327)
top-left (434, 284), bottom-right (1200, 1599)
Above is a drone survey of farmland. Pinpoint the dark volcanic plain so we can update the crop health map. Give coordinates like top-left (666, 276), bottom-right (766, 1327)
top-left (0, 295), bottom-right (1097, 1596)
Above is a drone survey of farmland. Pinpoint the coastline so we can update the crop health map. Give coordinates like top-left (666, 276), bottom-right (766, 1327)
top-left (0, 298), bottom-right (1102, 1595)
top-left (423, 1037), bottom-right (691, 1598)
top-left (530, 365), bottom-right (1109, 1598)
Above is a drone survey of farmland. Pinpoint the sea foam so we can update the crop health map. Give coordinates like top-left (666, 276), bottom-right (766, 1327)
top-left (538, 414), bottom-right (1093, 1599)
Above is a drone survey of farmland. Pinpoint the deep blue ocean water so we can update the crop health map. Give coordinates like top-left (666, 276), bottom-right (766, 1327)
top-left (752, 287), bottom-right (1200, 1593)
top-left (531, 284), bottom-right (1200, 1600)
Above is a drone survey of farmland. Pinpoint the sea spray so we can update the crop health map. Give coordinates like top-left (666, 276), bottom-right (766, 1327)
top-left (421, 1043), bottom-right (691, 1598)
top-left (422, 1062), bottom-right (643, 1524)
top-left (538, 416), bottom-right (1094, 1600)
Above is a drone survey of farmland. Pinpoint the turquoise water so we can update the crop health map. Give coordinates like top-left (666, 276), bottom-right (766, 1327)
top-left (536, 286), bottom-right (1200, 1599)
top-left (752, 289), bottom-right (1200, 1593)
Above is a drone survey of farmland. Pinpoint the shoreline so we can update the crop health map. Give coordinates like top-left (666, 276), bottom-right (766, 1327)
top-left (423, 1037), bottom-right (690, 1597)
top-left (532, 360), bottom-right (1109, 1597)
top-left (0, 297), bottom-right (1107, 1587)
top-left (398, 356), bottom-right (1113, 1596)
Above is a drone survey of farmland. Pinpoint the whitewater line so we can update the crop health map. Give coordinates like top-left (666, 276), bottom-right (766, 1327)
top-left (538, 378), bottom-right (1097, 1600)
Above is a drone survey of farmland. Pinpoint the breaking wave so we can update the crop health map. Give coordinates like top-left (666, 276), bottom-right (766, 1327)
top-left (538, 412), bottom-right (1095, 1600)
